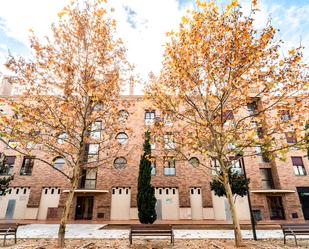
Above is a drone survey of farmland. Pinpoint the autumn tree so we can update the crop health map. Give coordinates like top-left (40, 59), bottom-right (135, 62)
top-left (146, 0), bottom-right (308, 246)
top-left (0, 0), bottom-right (130, 247)
top-left (137, 131), bottom-right (157, 224)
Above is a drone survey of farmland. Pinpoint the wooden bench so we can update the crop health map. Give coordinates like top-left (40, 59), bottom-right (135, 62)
top-left (281, 223), bottom-right (309, 246)
top-left (0, 223), bottom-right (18, 246)
top-left (129, 224), bottom-right (174, 245)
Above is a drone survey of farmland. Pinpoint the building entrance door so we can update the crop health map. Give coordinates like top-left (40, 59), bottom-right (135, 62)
top-left (5, 199), bottom-right (16, 220)
top-left (75, 196), bottom-right (94, 220)
top-left (297, 187), bottom-right (309, 220)
top-left (155, 199), bottom-right (162, 220)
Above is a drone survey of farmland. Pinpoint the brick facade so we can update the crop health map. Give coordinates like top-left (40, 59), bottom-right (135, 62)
top-left (0, 92), bottom-right (309, 223)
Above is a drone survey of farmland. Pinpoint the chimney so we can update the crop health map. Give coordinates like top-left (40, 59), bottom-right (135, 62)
top-left (129, 77), bottom-right (134, 95)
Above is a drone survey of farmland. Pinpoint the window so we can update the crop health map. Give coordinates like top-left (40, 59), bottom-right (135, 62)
top-left (85, 144), bottom-right (99, 162)
top-left (262, 152), bottom-right (271, 163)
top-left (164, 132), bottom-right (175, 149)
top-left (252, 122), bottom-right (263, 138)
top-left (164, 113), bottom-right (173, 126)
top-left (230, 158), bottom-right (243, 174)
top-left (0, 156), bottom-right (15, 175)
top-left (116, 132), bottom-right (128, 144)
top-left (20, 157), bottom-right (34, 176)
top-left (53, 157), bottom-right (65, 170)
top-left (150, 136), bottom-right (156, 150)
top-left (57, 133), bottom-right (67, 144)
top-left (247, 101), bottom-right (258, 115)
top-left (26, 142), bottom-right (36, 149)
top-left (211, 159), bottom-right (220, 175)
top-left (260, 168), bottom-right (274, 189)
top-left (164, 157), bottom-right (176, 176)
top-left (7, 140), bottom-right (19, 149)
top-left (114, 157), bottom-right (127, 169)
top-left (189, 157), bottom-right (199, 168)
top-left (118, 110), bottom-right (129, 122)
top-left (279, 110), bottom-right (290, 122)
top-left (93, 102), bottom-right (102, 111)
top-left (81, 168), bottom-right (97, 189)
top-left (151, 159), bottom-right (156, 176)
top-left (223, 110), bottom-right (234, 123)
top-left (90, 121), bottom-right (102, 139)
top-left (256, 145), bottom-right (270, 163)
top-left (292, 157), bottom-right (306, 176)
top-left (145, 110), bottom-right (155, 125)
top-left (267, 196), bottom-right (285, 220)
top-left (285, 132), bottom-right (297, 144)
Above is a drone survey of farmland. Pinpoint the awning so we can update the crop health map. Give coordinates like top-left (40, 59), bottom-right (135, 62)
top-left (250, 189), bottom-right (295, 194)
top-left (62, 189), bottom-right (109, 194)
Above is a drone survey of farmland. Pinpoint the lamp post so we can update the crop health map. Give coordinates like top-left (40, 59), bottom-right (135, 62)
top-left (241, 157), bottom-right (257, 240)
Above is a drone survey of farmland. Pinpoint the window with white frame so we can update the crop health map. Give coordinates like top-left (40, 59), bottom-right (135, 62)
top-left (116, 132), bottom-right (128, 144)
top-left (20, 157), bottom-right (34, 176)
top-left (114, 157), bottom-right (127, 169)
top-left (164, 157), bottom-right (175, 176)
top-left (279, 110), bottom-right (291, 122)
top-left (164, 113), bottom-right (173, 126)
top-left (292, 157), bottom-right (306, 176)
top-left (285, 132), bottom-right (297, 144)
top-left (0, 156), bottom-right (15, 175)
top-left (150, 135), bottom-right (156, 150)
top-left (189, 157), bottom-right (199, 168)
top-left (247, 101), bottom-right (258, 115)
top-left (230, 157), bottom-right (243, 174)
top-left (151, 158), bottom-right (156, 176)
top-left (145, 110), bottom-right (155, 125)
top-left (53, 157), bottom-right (65, 170)
top-left (118, 110), bottom-right (129, 122)
top-left (90, 121), bottom-right (102, 139)
top-left (211, 158), bottom-right (220, 175)
top-left (86, 144), bottom-right (99, 162)
top-left (57, 133), bottom-right (67, 144)
top-left (7, 140), bottom-right (19, 149)
top-left (164, 132), bottom-right (175, 149)
top-left (83, 168), bottom-right (97, 189)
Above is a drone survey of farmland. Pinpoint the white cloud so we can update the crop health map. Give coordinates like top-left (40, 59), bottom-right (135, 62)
top-left (0, 0), bottom-right (190, 93)
top-left (0, 0), bottom-right (308, 93)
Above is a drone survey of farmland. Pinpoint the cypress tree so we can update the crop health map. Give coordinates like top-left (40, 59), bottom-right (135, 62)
top-left (137, 131), bottom-right (157, 224)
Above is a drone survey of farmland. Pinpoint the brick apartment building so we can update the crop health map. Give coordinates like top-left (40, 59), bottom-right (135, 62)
top-left (0, 77), bottom-right (308, 223)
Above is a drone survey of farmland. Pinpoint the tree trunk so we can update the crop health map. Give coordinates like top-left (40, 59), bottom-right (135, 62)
top-left (223, 171), bottom-right (244, 247)
top-left (57, 167), bottom-right (79, 248)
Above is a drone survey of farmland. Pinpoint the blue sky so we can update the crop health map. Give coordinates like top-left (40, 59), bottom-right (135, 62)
top-left (0, 0), bottom-right (308, 91)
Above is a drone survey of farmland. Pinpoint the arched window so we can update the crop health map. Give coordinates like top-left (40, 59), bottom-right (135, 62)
top-left (57, 133), bottom-right (67, 144)
top-left (53, 157), bottom-right (65, 170)
top-left (116, 132), bottom-right (128, 144)
top-left (119, 110), bottom-right (129, 121)
top-left (114, 157), bottom-right (127, 169)
top-left (189, 157), bottom-right (199, 168)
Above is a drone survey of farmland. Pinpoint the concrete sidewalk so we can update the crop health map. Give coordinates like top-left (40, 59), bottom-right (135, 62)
top-left (16, 224), bottom-right (309, 239)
